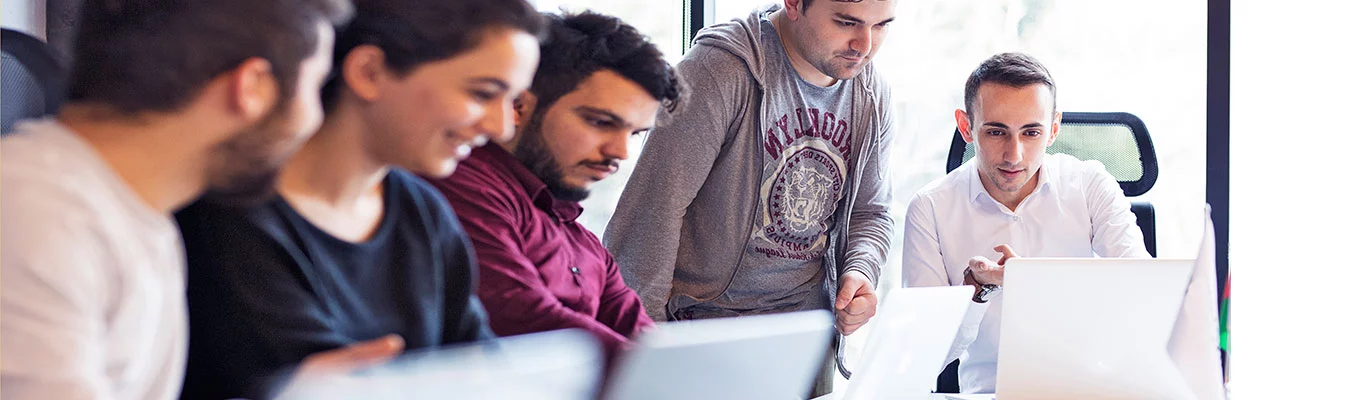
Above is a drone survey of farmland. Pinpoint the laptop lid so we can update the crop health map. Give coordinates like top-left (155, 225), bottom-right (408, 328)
top-left (842, 285), bottom-right (974, 400)
top-left (996, 258), bottom-right (1194, 400)
top-left (602, 309), bottom-right (833, 400)
top-left (278, 329), bottom-right (603, 400)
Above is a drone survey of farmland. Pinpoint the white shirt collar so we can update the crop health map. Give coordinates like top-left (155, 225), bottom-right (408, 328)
top-left (966, 156), bottom-right (1056, 212)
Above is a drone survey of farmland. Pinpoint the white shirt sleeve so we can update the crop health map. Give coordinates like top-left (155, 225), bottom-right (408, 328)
top-left (1, 210), bottom-right (116, 400)
top-left (1082, 160), bottom-right (1151, 258)
top-left (902, 192), bottom-right (988, 367)
top-left (902, 192), bottom-right (951, 288)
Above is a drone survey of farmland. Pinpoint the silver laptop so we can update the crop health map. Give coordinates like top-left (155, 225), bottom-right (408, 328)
top-left (279, 310), bottom-right (833, 400)
top-left (995, 258), bottom-right (1195, 400)
top-left (838, 285), bottom-right (974, 400)
top-left (278, 328), bottom-right (605, 400)
top-left (602, 309), bottom-right (834, 400)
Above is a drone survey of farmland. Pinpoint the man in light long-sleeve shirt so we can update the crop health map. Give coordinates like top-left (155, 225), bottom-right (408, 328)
top-left (427, 11), bottom-right (682, 355)
top-left (902, 52), bottom-right (1150, 394)
top-left (0, 1), bottom-right (351, 399)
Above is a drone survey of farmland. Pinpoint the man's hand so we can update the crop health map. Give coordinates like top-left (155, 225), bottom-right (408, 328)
top-left (967, 244), bottom-right (1019, 287)
top-left (835, 271), bottom-right (878, 336)
top-left (296, 334), bottom-right (405, 377)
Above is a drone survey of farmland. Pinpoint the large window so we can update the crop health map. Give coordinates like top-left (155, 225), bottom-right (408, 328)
top-left (685, 0), bottom-right (1208, 389)
top-left (568, 1), bottom-right (1208, 290)
top-left (529, 0), bottom-right (684, 59)
top-left (868, 0), bottom-right (1209, 287)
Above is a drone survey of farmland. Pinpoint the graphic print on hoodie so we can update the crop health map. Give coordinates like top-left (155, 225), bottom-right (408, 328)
top-left (725, 19), bottom-right (854, 310)
top-left (602, 4), bottom-right (895, 320)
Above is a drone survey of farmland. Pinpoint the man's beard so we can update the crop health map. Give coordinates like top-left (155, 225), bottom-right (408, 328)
top-left (793, 21), bottom-right (864, 81)
top-left (201, 107), bottom-right (299, 206)
top-left (512, 111), bottom-right (591, 202)
top-left (201, 164), bottom-right (280, 207)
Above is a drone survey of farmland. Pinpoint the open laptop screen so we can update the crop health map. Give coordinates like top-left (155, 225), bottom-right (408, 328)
top-left (996, 258), bottom-right (1194, 400)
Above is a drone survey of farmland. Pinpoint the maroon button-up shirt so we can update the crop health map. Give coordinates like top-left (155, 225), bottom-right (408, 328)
top-left (425, 144), bottom-right (653, 351)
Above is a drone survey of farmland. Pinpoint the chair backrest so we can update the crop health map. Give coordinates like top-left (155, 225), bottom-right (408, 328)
top-left (2, 28), bottom-right (65, 135)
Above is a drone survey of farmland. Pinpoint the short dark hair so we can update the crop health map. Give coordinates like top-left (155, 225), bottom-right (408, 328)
top-left (321, 0), bottom-right (546, 109)
top-left (530, 10), bottom-right (682, 114)
top-left (963, 52), bottom-right (1057, 119)
top-left (802, 0), bottom-right (873, 13)
top-left (66, 0), bottom-right (353, 114)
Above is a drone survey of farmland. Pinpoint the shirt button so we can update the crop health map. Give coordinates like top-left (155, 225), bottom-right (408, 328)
top-left (1012, 216), bottom-right (1021, 222)
top-left (570, 266), bottom-right (580, 274)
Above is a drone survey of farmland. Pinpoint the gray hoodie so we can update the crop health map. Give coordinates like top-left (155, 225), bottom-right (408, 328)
top-left (604, 5), bottom-right (894, 321)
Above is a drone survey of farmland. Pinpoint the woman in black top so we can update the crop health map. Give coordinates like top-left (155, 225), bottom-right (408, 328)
top-left (177, 1), bottom-right (544, 398)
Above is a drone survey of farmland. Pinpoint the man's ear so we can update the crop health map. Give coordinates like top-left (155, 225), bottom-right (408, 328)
top-left (340, 45), bottom-right (389, 102)
top-left (1046, 111), bottom-right (1062, 146)
top-left (782, 0), bottom-right (804, 20)
top-left (227, 57), bottom-right (278, 121)
top-left (512, 91), bottom-right (538, 131)
top-left (955, 109), bottom-right (974, 145)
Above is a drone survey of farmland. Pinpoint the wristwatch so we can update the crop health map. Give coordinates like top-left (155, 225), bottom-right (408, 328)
top-left (963, 267), bottom-right (1002, 303)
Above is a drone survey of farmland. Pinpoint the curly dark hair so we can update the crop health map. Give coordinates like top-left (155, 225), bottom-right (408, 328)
top-left (530, 10), bottom-right (683, 114)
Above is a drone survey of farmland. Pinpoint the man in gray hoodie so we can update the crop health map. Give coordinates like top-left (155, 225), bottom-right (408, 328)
top-left (604, 0), bottom-right (897, 392)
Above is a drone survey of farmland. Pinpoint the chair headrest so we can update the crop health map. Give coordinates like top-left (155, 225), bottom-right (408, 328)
top-left (2, 28), bottom-right (66, 135)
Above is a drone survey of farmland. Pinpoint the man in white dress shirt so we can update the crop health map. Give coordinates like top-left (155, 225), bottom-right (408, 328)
top-left (901, 52), bottom-right (1149, 393)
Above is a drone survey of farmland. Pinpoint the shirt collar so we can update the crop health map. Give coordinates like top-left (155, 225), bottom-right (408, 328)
top-left (470, 144), bottom-right (584, 222)
top-left (965, 155), bottom-right (1056, 209)
top-left (967, 160), bottom-right (993, 205)
top-left (1038, 157), bottom-right (1056, 192)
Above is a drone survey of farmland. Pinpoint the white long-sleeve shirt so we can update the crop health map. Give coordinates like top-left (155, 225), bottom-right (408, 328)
top-left (902, 153), bottom-right (1149, 393)
top-left (1, 120), bottom-right (187, 400)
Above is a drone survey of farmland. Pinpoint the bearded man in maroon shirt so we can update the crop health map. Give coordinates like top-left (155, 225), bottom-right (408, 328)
top-left (424, 10), bottom-right (682, 353)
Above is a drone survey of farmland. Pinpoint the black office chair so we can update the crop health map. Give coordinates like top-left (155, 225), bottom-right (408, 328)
top-left (935, 111), bottom-right (1160, 393)
top-left (2, 28), bottom-right (65, 135)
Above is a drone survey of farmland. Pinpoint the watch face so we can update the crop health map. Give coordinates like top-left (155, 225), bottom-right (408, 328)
top-left (976, 285), bottom-right (1001, 303)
